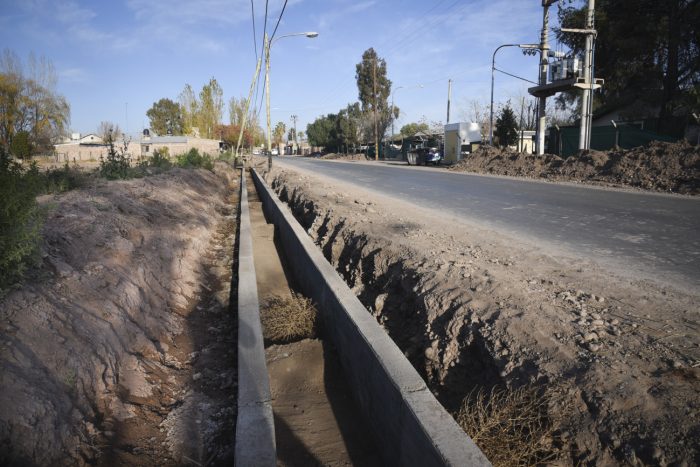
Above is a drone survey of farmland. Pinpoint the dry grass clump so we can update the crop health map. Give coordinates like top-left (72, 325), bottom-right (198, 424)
top-left (455, 385), bottom-right (565, 467)
top-left (261, 293), bottom-right (317, 343)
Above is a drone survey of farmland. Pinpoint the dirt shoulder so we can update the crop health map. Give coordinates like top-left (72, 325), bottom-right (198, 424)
top-left (267, 164), bottom-right (699, 466)
top-left (0, 164), bottom-right (239, 466)
top-left (450, 141), bottom-right (700, 195)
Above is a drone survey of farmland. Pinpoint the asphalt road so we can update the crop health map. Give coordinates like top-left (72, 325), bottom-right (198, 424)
top-left (274, 156), bottom-right (700, 292)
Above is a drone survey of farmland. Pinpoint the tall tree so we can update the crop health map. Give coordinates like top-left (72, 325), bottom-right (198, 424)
top-left (273, 122), bottom-right (286, 146)
top-left (228, 96), bottom-right (248, 127)
top-left (0, 49), bottom-right (69, 154)
top-left (495, 105), bottom-right (518, 148)
top-left (198, 77), bottom-right (223, 139)
top-left (557, 0), bottom-right (700, 134)
top-left (355, 48), bottom-right (395, 143)
top-left (178, 84), bottom-right (198, 136)
top-left (146, 98), bottom-right (183, 135)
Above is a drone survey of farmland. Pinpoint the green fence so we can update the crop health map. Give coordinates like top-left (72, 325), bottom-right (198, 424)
top-left (548, 125), bottom-right (677, 157)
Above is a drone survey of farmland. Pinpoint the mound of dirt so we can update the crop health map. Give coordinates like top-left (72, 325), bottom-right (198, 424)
top-left (451, 141), bottom-right (700, 194)
top-left (269, 166), bottom-right (700, 466)
top-left (0, 165), bottom-right (239, 466)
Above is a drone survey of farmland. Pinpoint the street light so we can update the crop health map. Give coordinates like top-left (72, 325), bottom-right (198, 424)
top-left (489, 43), bottom-right (539, 146)
top-left (265, 31), bottom-right (318, 169)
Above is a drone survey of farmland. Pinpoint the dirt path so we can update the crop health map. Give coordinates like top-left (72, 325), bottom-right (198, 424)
top-left (267, 165), bottom-right (700, 466)
top-left (0, 164), bottom-right (239, 466)
top-left (246, 170), bottom-right (381, 466)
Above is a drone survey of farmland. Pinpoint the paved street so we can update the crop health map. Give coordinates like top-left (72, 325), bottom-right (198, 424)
top-left (274, 156), bottom-right (700, 292)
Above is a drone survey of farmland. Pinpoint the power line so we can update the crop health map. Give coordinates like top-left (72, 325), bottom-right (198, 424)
top-left (270, 0), bottom-right (289, 41)
top-left (262, 0), bottom-right (269, 41)
top-left (251, 0), bottom-right (257, 60)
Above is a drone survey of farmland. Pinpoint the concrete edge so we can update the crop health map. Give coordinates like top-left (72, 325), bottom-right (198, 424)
top-left (234, 169), bottom-right (276, 467)
top-left (251, 169), bottom-right (491, 467)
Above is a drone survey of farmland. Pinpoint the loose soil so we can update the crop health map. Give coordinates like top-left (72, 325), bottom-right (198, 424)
top-left (266, 164), bottom-right (700, 466)
top-left (0, 164), bottom-right (239, 466)
top-left (450, 141), bottom-right (700, 195)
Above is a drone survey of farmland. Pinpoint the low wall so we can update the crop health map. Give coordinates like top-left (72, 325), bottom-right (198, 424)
top-left (251, 169), bottom-right (490, 467)
top-left (234, 170), bottom-right (276, 466)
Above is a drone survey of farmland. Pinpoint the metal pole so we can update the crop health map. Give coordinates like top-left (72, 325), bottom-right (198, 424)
top-left (291, 114), bottom-right (298, 155)
top-left (578, 0), bottom-right (595, 150)
top-left (536, 2), bottom-right (553, 155)
top-left (265, 33), bottom-right (272, 170)
top-left (447, 79), bottom-right (452, 124)
top-left (519, 96), bottom-right (525, 153)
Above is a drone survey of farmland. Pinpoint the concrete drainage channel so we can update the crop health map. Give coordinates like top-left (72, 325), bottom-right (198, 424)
top-left (234, 167), bottom-right (490, 466)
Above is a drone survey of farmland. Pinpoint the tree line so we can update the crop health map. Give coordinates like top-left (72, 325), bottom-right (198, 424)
top-left (146, 79), bottom-right (265, 150)
top-left (306, 48), bottom-right (397, 152)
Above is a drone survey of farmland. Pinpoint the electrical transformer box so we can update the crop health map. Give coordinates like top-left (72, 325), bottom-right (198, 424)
top-left (549, 57), bottom-right (582, 82)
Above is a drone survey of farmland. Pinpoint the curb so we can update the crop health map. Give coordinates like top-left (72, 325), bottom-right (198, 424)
top-left (234, 169), bottom-right (276, 466)
top-left (251, 169), bottom-right (490, 467)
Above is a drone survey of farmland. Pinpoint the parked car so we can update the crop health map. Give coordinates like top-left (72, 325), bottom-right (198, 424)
top-left (271, 148), bottom-right (279, 156)
top-left (407, 147), bottom-right (442, 166)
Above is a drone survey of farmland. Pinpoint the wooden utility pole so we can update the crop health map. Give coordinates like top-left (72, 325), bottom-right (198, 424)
top-left (373, 56), bottom-right (379, 161)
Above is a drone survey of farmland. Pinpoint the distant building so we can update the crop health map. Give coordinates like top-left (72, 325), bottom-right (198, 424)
top-left (52, 130), bottom-right (223, 162)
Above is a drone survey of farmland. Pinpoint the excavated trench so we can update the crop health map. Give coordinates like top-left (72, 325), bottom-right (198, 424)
top-left (271, 178), bottom-right (506, 414)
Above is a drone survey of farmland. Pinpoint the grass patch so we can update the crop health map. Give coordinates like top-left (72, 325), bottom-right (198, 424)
top-left (261, 293), bottom-right (318, 344)
top-left (455, 385), bottom-right (566, 467)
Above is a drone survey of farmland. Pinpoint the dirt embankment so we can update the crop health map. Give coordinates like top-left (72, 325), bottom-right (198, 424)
top-left (451, 141), bottom-right (700, 194)
top-left (318, 153), bottom-right (367, 161)
top-left (0, 165), bottom-right (239, 466)
top-left (269, 168), bottom-right (699, 466)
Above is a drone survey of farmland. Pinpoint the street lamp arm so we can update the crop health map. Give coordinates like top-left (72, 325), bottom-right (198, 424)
top-left (271, 31), bottom-right (318, 46)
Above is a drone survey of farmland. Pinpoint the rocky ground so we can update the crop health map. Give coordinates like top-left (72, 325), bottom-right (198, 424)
top-left (451, 141), bottom-right (700, 195)
top-left (267, 165), bottom-right (699, 466)
top-left (0, 164), bottom-right (239, 466)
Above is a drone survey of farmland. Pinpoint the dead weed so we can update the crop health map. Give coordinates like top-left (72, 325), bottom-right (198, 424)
top-left (261, 293), bottom-right (317, 343)
top-left (455, 385), bottom-right (567, 467)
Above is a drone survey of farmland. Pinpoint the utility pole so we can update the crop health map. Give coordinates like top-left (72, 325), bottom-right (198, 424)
top-left (518, 96), bottom-right (525, 153)
top-left (265, 33), bottom-right (272, 170)
top-left (536, 1), bottom-right (557, 155)
top-left (446, 79), bottom-right (452, 124)
top-left (578, 0), bottom-right (595, 150)
top-left (291, 114), bottom-right (298, 154)
top-left (373, 56), bottom-right (379, 161)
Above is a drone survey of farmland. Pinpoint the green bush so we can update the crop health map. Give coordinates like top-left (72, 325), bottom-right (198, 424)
top-left (175, 148), bottom-right (214, 170)
top-left (99, 133), bottom-right (132, 180)
top-left (0, 148), bottom-right (44, 293)
top-left (43, 163), bottom-right (89, 193)
top-left (149, 147), bottom-right (172, 169)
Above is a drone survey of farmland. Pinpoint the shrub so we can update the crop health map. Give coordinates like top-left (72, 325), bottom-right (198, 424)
top-left (455, 385), bottom-right (566, 467)
top-left (0, 148), bottom-right (44, 293)
top-left (99, 133), bottom-right (132, 180)
top-left (43, 162), bottom-right (89, 193)
top-left (261, 293), bottom-right (317, 343)
top-left (175, 148), bottom-right (214, 170)
top-left (149, 147), bottom-right (172, 169)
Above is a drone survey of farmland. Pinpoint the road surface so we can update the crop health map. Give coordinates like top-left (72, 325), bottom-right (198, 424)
top-left (273, 156), bottom-right (700, 292)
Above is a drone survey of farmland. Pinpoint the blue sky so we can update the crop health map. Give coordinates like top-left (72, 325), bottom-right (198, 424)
top-left (0, 0), bottom-right (568, 137)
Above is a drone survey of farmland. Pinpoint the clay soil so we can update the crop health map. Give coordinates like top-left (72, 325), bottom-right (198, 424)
top-left (0, 164), bottom-right (239, 466)
top-left (450, 141), bottom-right (700, 195)
top-left (266, 164), bottom-right (699, 466)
